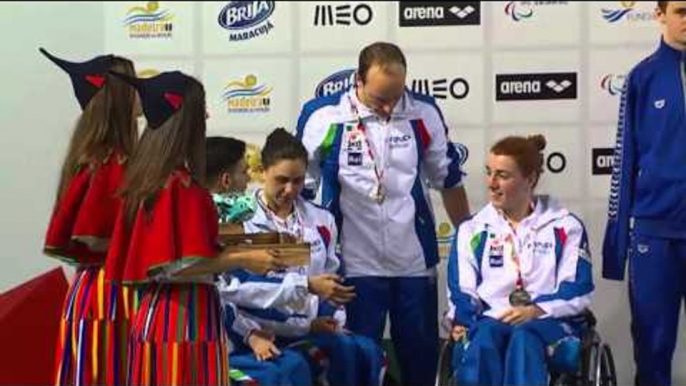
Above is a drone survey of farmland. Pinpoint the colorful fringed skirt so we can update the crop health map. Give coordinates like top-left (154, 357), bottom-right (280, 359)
top-left (54, 266), bottom-right (140, 386)
top-left (127, 282), bottom-right (230, 386)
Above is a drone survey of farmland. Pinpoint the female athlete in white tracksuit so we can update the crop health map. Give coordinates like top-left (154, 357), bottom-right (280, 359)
top-left (447, 135), bottom-right (594, 386)
top-left (217, 129), bottom-right (384, 386)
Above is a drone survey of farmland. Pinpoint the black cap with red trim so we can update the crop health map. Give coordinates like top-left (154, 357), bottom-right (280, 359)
top-left (109, 70), bottom-right (193, 129)
top-left (39, 48), bottom-right (114, 110)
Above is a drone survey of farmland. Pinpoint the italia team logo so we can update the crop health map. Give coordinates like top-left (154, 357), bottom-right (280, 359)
top-left (218, 1), bottom-right (275, 42)
top-left (601, 2), bottom-right (655, 23)
top-left (600, 74), bottom-right (626, 96)
top-left (124, 2), bottom-right (174, 39)
top-left (222, 74), bottom-right (272, 114)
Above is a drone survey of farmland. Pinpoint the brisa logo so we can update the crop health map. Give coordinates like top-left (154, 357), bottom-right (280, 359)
top-left (602, 2), bottom-right (655, 23)
top-left (124, 2), bottom-right (174, 39)
top-left (218, 1), bottom-right (275, 41)
top-left (222, 74), bottom-right (272, 113)
top-left (315, 69), bottom-right (356, 98)
top-left (600, 74), bottom-right (626, 96)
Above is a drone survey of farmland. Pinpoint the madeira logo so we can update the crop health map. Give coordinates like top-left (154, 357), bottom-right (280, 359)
top-left (222, 74), bottom-right (272, 114)
top-left (124, 2), bottom-right (174, 39)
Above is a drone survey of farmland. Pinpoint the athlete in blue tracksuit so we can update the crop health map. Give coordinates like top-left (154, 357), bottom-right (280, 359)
top-left (603, 3), bottom-right (686, 385)
top-left (296, 42), bottom-right (470, 386)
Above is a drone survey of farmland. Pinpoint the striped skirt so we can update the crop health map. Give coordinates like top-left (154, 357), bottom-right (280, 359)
top-left (54, 266), bottom-right (140, 386)
top-left (128, 282), bottom-right (230, 386)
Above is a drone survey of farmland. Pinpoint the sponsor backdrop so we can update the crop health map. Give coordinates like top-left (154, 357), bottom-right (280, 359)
top-left (2, 2), bottom-right (683, 384)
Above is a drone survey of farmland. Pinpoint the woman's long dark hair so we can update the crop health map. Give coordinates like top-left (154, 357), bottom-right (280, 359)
top-left (56, 57), bottom-right (138, 201)
top-left (119, 77), bottom-right (206, 226)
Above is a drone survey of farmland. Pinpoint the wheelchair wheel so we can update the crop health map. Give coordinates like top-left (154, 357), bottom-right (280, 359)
top-left (597, 344), bottom-right (617, 386)
top-left (436, 340), bottom-right (456, 386)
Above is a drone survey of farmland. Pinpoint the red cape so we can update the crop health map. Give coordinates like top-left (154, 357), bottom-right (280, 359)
top-left (44, 154), bottom-right (126, 265)
top-left (105, 169), bottom-right (219, 283)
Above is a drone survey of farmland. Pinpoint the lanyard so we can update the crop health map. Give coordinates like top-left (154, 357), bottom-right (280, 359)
top-left (348, 94), bottom-right (390, 187)
top-left (257, 190), bottom-right (304, 241)
top-left (504, 234), bottom-right (525, 290)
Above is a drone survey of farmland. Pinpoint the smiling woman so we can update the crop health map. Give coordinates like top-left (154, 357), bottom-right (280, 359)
top-left (446, 134), bottom-right (595, 386)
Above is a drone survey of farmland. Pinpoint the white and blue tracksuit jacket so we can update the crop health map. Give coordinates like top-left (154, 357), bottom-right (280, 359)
top-left (217, 193), bottom-right (345, 341)
top-left (296, 87), bottom-right (465, 277)
top-left (447, 196), bottom-right (594, 327)
top-left (603, 38), bottom-right (686, 280)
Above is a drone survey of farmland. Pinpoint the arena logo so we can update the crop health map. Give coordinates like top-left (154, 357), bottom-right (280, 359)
top-left (218, 1), bottom-right (275, 41)
top-left (222, 74), bottom-right (272, 114)
top-left (124, 2), bottom-right (174, 39)
top-left (600, 74), bottom-right (626, 97)
top-left (315, 69), bottom-right (356, 98)
top-left (313, 3), bottom-right (373, 26)
top-left (504, 1), bottom-right (569, 22)
top-left (410, 78), bottom-right (470, 100)
top-left (592, 148), bottom-right (614, 175)
top-left (399, 2), bottom-right (480, 27)
top-left (495, 72), bottom-right (577, 101)
top-left (602, 2), bottom-right (655, 23)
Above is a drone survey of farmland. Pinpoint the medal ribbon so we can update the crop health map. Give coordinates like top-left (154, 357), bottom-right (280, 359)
top-left (257, 190), bottom-right (304, 241)
top-left (505, 234), bottom-right (525, 290)
top-left (348, 94), bottom-right (388, 189)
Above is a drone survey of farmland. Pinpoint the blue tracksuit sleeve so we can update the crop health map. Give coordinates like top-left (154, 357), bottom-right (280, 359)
top-left (603, 70), bottom-right (637, 281)
top-left (446, 222), bottom-right (483, 328)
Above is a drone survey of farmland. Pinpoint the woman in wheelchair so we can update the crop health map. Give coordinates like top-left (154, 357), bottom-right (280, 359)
top-left (445, 135), bottom-right (594, 386)
top-left (218, 129), bottom-right (386, 386)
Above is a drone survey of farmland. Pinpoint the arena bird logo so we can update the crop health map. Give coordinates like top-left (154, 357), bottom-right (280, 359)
top-left (504, 1), bottom-right (569, 22)
top-left (600, 74), bottom-right (626, 97)
top-left (313, 3), bottom-right (373, 26)
top-left (315, 69), bottom-right (356, 98)
top-left (496, 72), bottom-right (577, 101)
top-left (399, 2), bottom-right (480, 27)
top-left (601, 2), bottom-right (655, 23)
top-left (218, 1), bottom-right (275, 41)
top-left (124, 2), bottom-right (174, 39)
top-left (222, 74), bottom-right (272, 113)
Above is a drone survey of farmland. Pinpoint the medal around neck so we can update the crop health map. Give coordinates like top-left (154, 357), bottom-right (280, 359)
top-left (371, 184), bottom-right (385, 204)
top-left (508, 288), bottom-right (532, 307)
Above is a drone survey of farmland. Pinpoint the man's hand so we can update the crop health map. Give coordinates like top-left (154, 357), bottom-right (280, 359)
top-left (308, 274), bottom-right (356, 304)
top-left (310, 317), bottom-right (339, 334)
top-left (451, 325), bottom-right (467, 341)
top-left (248, 330), bottom-right (281, 361)
top-left (498, 305), bottom-right (545, 325)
